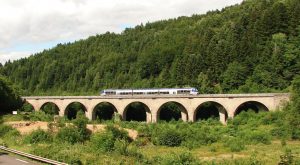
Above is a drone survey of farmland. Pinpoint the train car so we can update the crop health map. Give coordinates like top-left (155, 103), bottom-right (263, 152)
top-left (100, 88), bottom-right (198, 96)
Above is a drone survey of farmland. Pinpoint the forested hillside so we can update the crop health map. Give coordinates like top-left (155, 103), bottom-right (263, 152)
top-left (2, 0), bottom-right (300, 95)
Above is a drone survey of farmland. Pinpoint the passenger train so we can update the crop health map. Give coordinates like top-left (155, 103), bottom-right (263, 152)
top-left (100, 88), bottom-right (198, 96)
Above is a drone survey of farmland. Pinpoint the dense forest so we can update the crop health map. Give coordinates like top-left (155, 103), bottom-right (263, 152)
top-left (0, 75), bottom-right (23, 114)
top-left (1, 0), bottom-right (300, 95)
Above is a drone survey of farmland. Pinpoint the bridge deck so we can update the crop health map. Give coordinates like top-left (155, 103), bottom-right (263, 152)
top-left (22, 93), bottom-right (289, 100)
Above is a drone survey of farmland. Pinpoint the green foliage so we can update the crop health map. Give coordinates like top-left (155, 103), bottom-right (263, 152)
top-left (157, 129), bottom-right (182, 147)
top-left (222, 61), bottom-right (248, 92)
top-left (0, 124), bottom-right (15, 137)
top-left (91, 131), bottom-right (115, 152)
top-left (224, 138), bottom-right (246, 152)
top-left (41, 103), bottom-right (59, 115)
top-left (20, 102), bottom-right (34, 112)
top-left (28, 111), bottom-right (53, 121)
top-left (153, 152), bottom-right (199, 165)
top-left (24, 129), bottom-right (52, 144)
top-left (0, 75), bottom-right (22, 114)
top-left (90, 125), bottom-right (131, 153)
top-left (72, 111), bottom-right (90, 141)
top-left (106, 125), bottom-right (132, 142)
top-left (53, 112), bottom-right (90, 144)
top-left (283, 76), bottom-right (300, 140)
top-left (2, 0), bottom-right (300, 94)
top-left (56, 126), bottom-right (82, 144)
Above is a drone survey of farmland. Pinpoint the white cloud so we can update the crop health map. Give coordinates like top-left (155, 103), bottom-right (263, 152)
top-left (0, 0), bottom-right (243, 64)
top-left (0, 51), bottom-right (32, 64)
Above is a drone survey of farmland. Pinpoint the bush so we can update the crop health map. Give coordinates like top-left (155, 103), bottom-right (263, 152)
top-left (28, 111), bottom-right (53, 121)
top-left (73, 111), bottom-right (90, 141)
top-left (157, 129), bottom-right (182, 147)
top-left (24, 129), bottom-right (52, 144)
top-left (114, 139), bottom-right (129, 155)
top-left (271, 125), bottom-right (290, 138)
top-left (106, 125), bottom-right (132, 142)
top-left (56, 126), bottom-right (82, 144)
top-left (0, 124), bottom-right (14, 137)
top-left (291, 129), bottom-right (300, 140)
top-left (244, 130), bottom-right (271, 144)
top-left (181, 126), bottom-right (219, 148)
top-left (224, 138), bottom-right (246, 152)
top-left (91, 125), bottom-right (132, 153)
top-left (91, 132), bottom-right (115, 152)
top-left (155, 152), bottom-right (199, 165)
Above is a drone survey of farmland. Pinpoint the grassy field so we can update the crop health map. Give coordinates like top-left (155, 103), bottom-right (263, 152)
top-left (1, 111), bottom-right (300, 164)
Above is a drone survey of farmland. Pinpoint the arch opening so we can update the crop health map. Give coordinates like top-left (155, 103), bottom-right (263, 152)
top-left (158, 102), bottom-right (187, 122)
top-left (40, 102), bottom-right (59, 115)
top-left (235, 101), bottom-right (269, 116)
top-left (124, 102), bottom-right (150, 122)
top-left (195, 102), bottom-right (228, 122)
top-left (92, 102), bottom-right (117, 121)
top-left (65, 102), bottom-right (87, 120)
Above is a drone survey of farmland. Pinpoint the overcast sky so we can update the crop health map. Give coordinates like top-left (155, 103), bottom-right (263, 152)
top-left (0, 0), bottom-right (243, 64)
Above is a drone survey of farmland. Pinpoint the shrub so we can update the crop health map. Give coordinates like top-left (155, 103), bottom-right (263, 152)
top-left (181, 126), bottom-right (219, 148)
top-left (271, 125), bottom-right (290, 138)
top-left (91, 132), bottom-right (115, 152)
top-left (28, 111), bottom-right (53, 121)
top-left (261, 111), bottom-right (284, 125)
top-left (232, 110), bottom-right (259, 125)
top-left (244, 130), bottom-right (271, 144)
top-left (291, 129), bottom-right (300, 140)
top-left (73, 111), bottom-right (90, 141)
top-left (106, 125), bottom-right (132, 142)
top-left (157, 129), bottom-right (182, 147)
top-left (0, 124), bottom-right (14, 137)
top-left (224, 138), bottom-right (246, 152)
top-left (157, 152), bottom-right (199, 165)
top-left (114, 139), bottom-right (129, 155)
top-left (56, 126), bottom-right (82, 144)
top-left (91, 125), bottom-right (132, 152)
top-left (24, 129), bottom-right (52, 144)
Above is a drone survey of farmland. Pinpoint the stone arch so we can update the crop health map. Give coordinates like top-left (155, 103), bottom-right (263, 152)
top-left (65, 102), bottom-right (87, 120)
top-left (157, 101), bottom-right (188, 122)
top-left (234, 101), bottom-right (269, 116)
top-left (92, 102), bottom-right (118, 120)
top-left (123, 101), bottom-right (151, 122)
top-left (194, 101), bottom-right (228, 124)
top-left (40, 102), bottom-right (60, 115)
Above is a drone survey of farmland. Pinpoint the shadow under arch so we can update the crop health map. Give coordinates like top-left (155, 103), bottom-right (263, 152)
top-left (123, 102), bottom-right (151, 122)
top-left (65, 102), bottom-right (87, 120)
top-left (234, 101), bottom-right (269, 116)
top-left (92, 102), bottom-right (118, 121)
top-left (157, 101), bottom-right (188, 122)
top-left (40, 102), bottom-right (60, 115)
top-left (194, 101), bottom-right (228, 122)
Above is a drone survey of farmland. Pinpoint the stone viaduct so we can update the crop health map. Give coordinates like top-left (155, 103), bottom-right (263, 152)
top-left (22, 93), bottom-right (290, 124)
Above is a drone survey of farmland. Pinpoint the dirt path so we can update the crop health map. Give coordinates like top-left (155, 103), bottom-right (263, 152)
top-left (5, 121), bottom-right (138, 140)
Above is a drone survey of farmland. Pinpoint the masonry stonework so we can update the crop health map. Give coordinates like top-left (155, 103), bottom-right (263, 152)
top-left (23, 93), bottom-right (290, 124)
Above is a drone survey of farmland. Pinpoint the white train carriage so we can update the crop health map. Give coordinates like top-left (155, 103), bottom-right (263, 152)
top-left (100, 88), bottom-right (198, 96)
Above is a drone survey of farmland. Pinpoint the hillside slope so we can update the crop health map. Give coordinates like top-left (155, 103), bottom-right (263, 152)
top-left (2, 0), bottom-right (300, 95)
